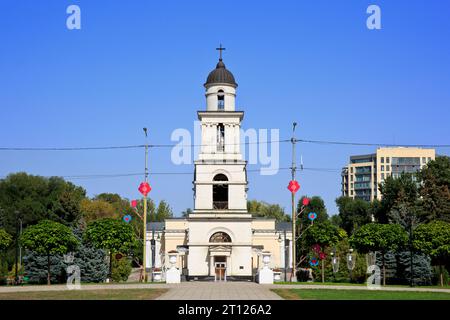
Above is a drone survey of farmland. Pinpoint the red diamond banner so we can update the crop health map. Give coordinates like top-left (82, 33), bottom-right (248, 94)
top-left (287, 180), bottom-right (300, 194)
top-left (302, 197), bottom-right (310, 206)
top-left (138, 182), bottom-right (151, 196)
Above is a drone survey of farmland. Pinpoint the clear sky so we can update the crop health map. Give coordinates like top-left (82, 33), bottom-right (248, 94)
top-left (1, 0), bottom-right (449, 217)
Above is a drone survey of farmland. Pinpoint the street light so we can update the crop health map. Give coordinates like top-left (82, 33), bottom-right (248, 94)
top-left (276, 229), bottom-right (289, 282)
top-left (331, 249), bottom-right (340, 283)
top-left (346, 248), bottom-right (356, 283)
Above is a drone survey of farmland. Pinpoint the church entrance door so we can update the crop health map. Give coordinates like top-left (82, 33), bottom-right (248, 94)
top-left (214, 263), bottom-right (226, 281)
top-left (214, 256), bottom-right (227, 282)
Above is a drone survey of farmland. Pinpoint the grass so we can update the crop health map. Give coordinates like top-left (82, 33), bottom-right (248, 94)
top-left (274, 281), bottom-right (450, 289)
top-left (272, 288), bottom-right (450, 300)
top-left (275, 281), bottom-right (365, 286)
top-left (0, 288), bottom-right (168, 300)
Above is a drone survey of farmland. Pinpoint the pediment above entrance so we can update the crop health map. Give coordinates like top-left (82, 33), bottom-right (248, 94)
top-left (209, 245), bottom-right (232, 256)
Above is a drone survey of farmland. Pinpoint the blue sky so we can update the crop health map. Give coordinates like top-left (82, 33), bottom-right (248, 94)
top-left (1, 0), bottom-right (449, 216)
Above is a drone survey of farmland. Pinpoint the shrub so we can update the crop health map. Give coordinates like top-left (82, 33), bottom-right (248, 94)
top-left (111, 254), bottom-right (131, 282)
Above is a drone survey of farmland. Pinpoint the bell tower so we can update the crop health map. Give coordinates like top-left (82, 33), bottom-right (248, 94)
top-left (192, 46), bottom-right (249, 217)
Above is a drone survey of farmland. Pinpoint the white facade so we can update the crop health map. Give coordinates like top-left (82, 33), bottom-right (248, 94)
top-left (147, 56), bottom-right (292, 281)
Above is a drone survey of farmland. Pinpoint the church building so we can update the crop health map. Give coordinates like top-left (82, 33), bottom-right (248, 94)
top-left (147, 50), bottom-right (293, 281)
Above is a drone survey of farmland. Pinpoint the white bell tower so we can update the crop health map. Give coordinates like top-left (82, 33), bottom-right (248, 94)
top-left (192, 46), bottom-right (249, 217)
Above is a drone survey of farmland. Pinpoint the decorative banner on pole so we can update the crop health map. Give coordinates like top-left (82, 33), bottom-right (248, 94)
top-left (308, 212), bottom-right (317, 221)
top-left (138, 182), bottom-right (151, 196)
top-left (287, 180), bottom-right (300, 194)
top-left (131, 200), bottom-right (137, 208)
top-left (123, 215), bottom-right (132, 223)
top-left (302, 197), bottom-right (310, 206)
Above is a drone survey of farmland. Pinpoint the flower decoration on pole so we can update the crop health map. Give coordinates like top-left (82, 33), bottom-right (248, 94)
top-left (308, 212), bottom-right (317, 221)
top-left (138, 182), bottom-right (151, 197)
top-left (287, 180), bottom-right (300, 194)
top-left (312, 244), bottom-right (321, 254)
top-left (309, 258), bottom-right (319, 267)
top-left (302, 197), bottom-right (310, 206)
top-left (131, 200), bottom-right (137, 208)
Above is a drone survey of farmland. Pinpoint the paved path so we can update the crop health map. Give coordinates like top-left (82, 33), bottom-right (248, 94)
top-left (156, 282), bottom-right (282, 300)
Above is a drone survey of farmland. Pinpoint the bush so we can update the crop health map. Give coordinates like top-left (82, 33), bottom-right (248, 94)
top-left (0, 259), bottom-right (8, 285)
top-left (23, 228), bottom-right (108, 284)
top-left (111, 254), bottom-right (131, 282)
top-left (23, 253), bottom-right (66, 284)
top-left (397, 251), bottom-right (433, 286)
top-left (432, 266), bottom-right (449, 286)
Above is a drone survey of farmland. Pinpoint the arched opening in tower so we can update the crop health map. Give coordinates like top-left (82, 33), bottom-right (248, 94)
top-left (213, 173), bottom-right (228, 209)
top-left (217, 123), bottom-right (225, 152)
top-left (217, 90), bottom-right (225, 110)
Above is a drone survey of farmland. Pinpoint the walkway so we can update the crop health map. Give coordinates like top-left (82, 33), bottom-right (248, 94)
top-left (1, 282), bottom-right (449, 299)
top-left (156, 281), bottom-right (282, 300)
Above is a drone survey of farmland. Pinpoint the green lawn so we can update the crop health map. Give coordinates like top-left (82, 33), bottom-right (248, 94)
top-left (272, 288), bottom-right (450, 300)
top-left (0, 288), bottom-right (168, 300)
top-left (275, 281), bottom-right (450, 289)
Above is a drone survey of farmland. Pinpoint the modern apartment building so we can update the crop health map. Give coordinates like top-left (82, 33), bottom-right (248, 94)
top-left (341, 147), bottom-right (436, 202)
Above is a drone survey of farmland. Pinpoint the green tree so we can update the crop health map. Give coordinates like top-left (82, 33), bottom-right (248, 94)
top-left (416, 156), bottom-right (450, 223)
top-left (0, 228), bottom-right (12, 284)
top-left (335, 196), bottom-right (371, 235)
top-left (350, 223), bottom-right (408, 285)
top-left (111, 254), bottom-right (132, 282)
top-left (20, 220), bottom-right (79, 285)
top-left (297, 196), bottom-right (328, 225)
top-left (80, 199), bottom-right (118, 225)
top-left (304, 221), bottom-right (346, 282)
top-left (181, 208), bottom-right (193, 217)
top-left (413, 220), bottom-right (450, 287)
top-left (248, 200), bottom-right (290, 222)
top-left (377, 173), bottom-right (418, 223)
top-left (0, 229), bottom-right (12, 251)
top-left (0, 173), bottom-right (86, 237)
top-left (84, 218), bottom-right (136, 280)
top-left (155, 200), bottom-right (173, 222)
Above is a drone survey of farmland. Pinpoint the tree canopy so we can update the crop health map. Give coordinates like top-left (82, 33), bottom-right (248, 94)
top-left (416, 156), bottom-right (450, 223)
top-left (0, 229), bottom-right (12, 251)
top-left (377, 173), bottom-right (419, 223)
top-left (335, 196), bottom-right (372, 235)
top-left (20, 220), bottom-right (79, 284)
top-left (0, 173), bottom-right (86, 235)
top-left (248, 200), bottom-right (290, 222)
top-left (297, 196), bottom-right (328, 225)
top-left (413, 220), bottom-right (450, 286)
top-left (84, 218), bottom-right (136, 254)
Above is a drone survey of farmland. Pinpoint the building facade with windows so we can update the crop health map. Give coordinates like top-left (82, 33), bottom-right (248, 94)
top-left (145, 55), bottom-right (292, 281)
top-left (341, 147), bottom-right (435, 201)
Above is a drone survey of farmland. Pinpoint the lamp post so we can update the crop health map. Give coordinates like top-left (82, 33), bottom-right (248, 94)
top-left (14, 210), bottom-right (22, 285)
top-left (346, 248), bottom-right (356, 283)
top-left (331, 248), bottom-right (339, 283)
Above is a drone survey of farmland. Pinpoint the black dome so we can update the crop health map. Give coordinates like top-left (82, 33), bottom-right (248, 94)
top-left (204, 59), bottom-right (237, 88)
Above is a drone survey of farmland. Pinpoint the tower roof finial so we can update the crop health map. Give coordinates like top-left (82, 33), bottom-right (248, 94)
top-left (216, 44), bottom-right (226, 61)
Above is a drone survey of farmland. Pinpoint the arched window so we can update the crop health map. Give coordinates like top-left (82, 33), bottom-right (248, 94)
top-left (213, 174), bottom-right (228, 209)
top-left (217, 123), bottom-right (225, 152)
top-left (217, 90), bottom-right (225, 110)
top-left (209, 231), bottom-right (231, 243)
